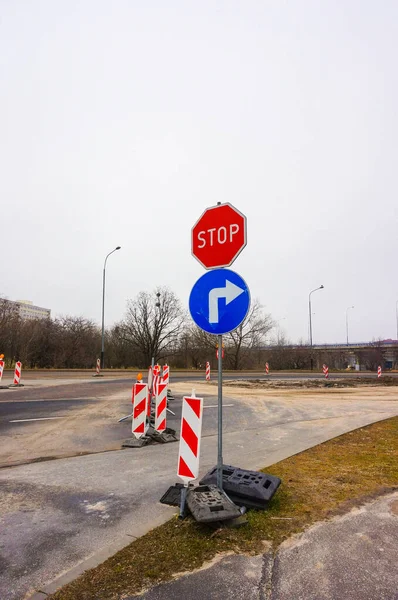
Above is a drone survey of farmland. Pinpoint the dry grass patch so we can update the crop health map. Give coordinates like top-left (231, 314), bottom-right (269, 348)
top-left (49, 417), bottom-right (398, 600)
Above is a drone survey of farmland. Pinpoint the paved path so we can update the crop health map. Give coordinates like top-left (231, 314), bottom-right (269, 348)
top-left (131, 492), bottom-right (398, 600)
top-left (0, 390), bottom-right (397, 600)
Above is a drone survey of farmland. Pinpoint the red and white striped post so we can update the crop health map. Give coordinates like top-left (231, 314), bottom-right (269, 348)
top-left (150, 364), bottom-right (161, 415)
top-left (377, 365), bottom-right (382, 378)
top-left (0, 360), bottom-right (4, 383)
top-left (323, 364), bottom-right (329, 379)
top-left (155, 382), bottom-right (167, 432)
top-left (96, 358), bottom-right (100, 375)
top-left (265, 362), bottom-right (269, 375)
top-left (177, 392), bottom-right (203, 483)
top-left (205, 361), bottom-right (210, 381)
top-left (132, 382), bottom-right (149, 439)
top-left (162, 364), bottom-right (170, 387)
top-left (216, 346), bottom-right (225, 359)
top-left (13, 361), bottom-right (22, 385)
top-left (152, 364), bottom-right (161, 395)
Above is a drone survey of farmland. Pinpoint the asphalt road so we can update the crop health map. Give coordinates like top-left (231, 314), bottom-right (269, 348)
top-left (0, 391), bottom-right (239, 449)
top-left (0, 399), bottom-right (98, 434)
top-left (1, 369), bottom-right (397, 383)
top-left (0, 372), bottom-right (396, 433)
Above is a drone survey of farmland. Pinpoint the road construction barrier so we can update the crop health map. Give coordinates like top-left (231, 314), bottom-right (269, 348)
top-left (162, 364), bottom-right (169, 386)
top-left (96, 358), bottom-right (100, 375)
top-left (149, 364), bottom-right (161, 416)
top-left (200, 464), bottom-right (281, 510)
top-left (323, 364), bottom-right (329, 379)
top-left (177, 393), bottom-right (203, 483)
top-left (152, 364), bottom-right (161, 395)
top-left (377, 365), bottom-right (382, 378)
top-left (13, 361), bottom-right (22, 385)
top-left (265, 362), bottom-right (269, 375)
top-left (155, 382), bottom-right (167, 432)
top-left (205, 361), bottom-right (210, 381)
top-left (132, 382), bottom-right (149, 438)
top-left (0, 360), bottom-right (4, 383)
top-left (216, 344), bottom-right (225, 359)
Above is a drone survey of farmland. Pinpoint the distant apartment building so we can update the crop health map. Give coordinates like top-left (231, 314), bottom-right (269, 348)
top-left (12, 300), bottom-right (51, 321)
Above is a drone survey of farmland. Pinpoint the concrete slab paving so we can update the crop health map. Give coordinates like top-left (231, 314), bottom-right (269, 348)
top-left (270, 491), bottom-right (398, 600)
top-left (127, 492), bottom-right (398, 600)
top-left (128, 553), bottom-right (270, 600)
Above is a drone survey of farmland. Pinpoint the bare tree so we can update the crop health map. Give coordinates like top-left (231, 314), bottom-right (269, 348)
top-left (188, 325), bottom-right (218, 368)
top-left (182, 301), bottom-right (273, 370)
top-left (55, 316), bottom-right (100, 368)
top-left (356, 339), bottom-right (384, 371)
top-left (0, 297), bottom-right (22, 363)
top-left (120, 287), bottom-right (185, 367)
top-left (224, 300), bottom-right (273, 369)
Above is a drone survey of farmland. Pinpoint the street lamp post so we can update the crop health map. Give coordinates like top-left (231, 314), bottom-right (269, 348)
top-left (309, 285), bottom-right (324, 370)
top-left (101, 246), bottom-right (121, 369)
top-left (346, 306), bottom-right (354, 346)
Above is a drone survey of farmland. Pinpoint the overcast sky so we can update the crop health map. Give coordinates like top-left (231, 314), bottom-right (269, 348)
top-left (1, 1), bottom-right (397, 344)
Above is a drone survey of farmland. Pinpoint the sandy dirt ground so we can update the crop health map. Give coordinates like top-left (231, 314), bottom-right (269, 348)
top-left (0, 390), bottom-right (130, 468)
top-left (1, 380), bottom-right (397, 469)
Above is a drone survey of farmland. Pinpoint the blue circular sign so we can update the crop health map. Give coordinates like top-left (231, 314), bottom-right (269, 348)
top-left (189, 269), bottom-right (251, 335)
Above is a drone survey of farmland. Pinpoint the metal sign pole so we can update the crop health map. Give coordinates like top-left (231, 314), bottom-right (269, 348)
top-left (148, 356), bottom-right (155, 425)
top-left (217, 334), bottom-right (223, 490)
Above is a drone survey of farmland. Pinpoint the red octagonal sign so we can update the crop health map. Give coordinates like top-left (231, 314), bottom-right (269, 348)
top-left (192, 203), bottom-right (247, 269)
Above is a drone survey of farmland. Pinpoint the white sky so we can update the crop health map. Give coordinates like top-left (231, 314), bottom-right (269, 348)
top-left (1, 1), bottom-right (397, 344)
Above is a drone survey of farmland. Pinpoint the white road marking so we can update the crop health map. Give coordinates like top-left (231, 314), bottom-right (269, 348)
top-left (9, 416), bottom-right (67, 423)
top-left (203, 404), bottom-right (234, 409)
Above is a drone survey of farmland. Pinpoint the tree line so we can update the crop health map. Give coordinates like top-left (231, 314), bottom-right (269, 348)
top-left (0, 290), bottom-right (274, 370)
top-left (2, 293), bottom-right (390, 371)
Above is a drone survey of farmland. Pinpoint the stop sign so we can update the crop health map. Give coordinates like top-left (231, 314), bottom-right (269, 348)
top-left (191, 203), bottom-right (247, 269)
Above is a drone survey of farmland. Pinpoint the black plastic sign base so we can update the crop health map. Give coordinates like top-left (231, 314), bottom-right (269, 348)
top-left (186, 484), bottom-right (242, 523)
top-left (151, 429), bottom-right (178, 444)
top-left (200, 464), bottom-right (281, 509)
top-left (122, 437), bottom-right (151, 448)
top-left (159, 483), bottom-right (184, 506)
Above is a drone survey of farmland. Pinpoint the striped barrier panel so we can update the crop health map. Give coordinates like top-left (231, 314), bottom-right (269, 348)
top-left (132, 382), bottom-right (148, 439)
top-left (152, 364), bottom-right (161, 395)
top-left (177, 393), bottom-right (203, 483)
top-left (150, 364), bottom-right (161, 416)
top-left (205, 362), bottom-right (210, 381)
top-left (13, 362), bottom-right (22, 385)
top-left (162, 364), bottom-right (169, 387)
top-left (155, 382), bottom-right (167, 432)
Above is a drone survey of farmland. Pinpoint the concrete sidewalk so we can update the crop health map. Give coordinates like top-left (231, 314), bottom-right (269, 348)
top-left (131, 492), bottom-right (398, 600)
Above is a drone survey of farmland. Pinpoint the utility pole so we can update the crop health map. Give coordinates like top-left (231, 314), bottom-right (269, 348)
top-left (309, 285), bottom-right (324, 370)
top-left (101, 246), bottom-right (121, 369)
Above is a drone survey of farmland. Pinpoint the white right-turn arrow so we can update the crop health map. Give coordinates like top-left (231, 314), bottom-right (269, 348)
top-left (208, 279), bottom-right (245, 324)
